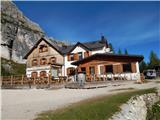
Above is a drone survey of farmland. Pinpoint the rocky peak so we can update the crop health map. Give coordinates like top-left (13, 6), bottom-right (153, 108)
top-left (1, 1), bottom-right (45, 63)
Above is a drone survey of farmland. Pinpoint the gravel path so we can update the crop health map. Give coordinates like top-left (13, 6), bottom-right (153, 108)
top-left (1, 81), bottom-right (160, 120)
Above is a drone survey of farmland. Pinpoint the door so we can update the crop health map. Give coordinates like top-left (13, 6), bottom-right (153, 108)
top-left (51, 67), bottom-right (58, 78)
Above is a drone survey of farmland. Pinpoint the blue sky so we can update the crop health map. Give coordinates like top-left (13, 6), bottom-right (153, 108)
top-left (14, 1), bottom-right (160, 62)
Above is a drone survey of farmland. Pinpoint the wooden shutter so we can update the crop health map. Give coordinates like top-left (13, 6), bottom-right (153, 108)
top-left (31, 72), bottom-right (37, 78)
top-left (114, 64), bottom-right (123, 73)
top-left (118, 64), bottom-right (123, 73)
top-left (100, 66), bottom-right (105, 74)
top-left (113, 65), bottom-right (118, 74)
top-left (78, 67), bottom-right (82, 73)
top-left (113, 64), bottom-right (123, 73)
top-left (74, 53), bottom-right (78, 60)
top-left (131, 63), bottom-right (137, 73)
top-left (86, 67), bottom-right (90, 76)
top-left (67, 68), bottom-right (70, 75)
top-left (84, 52), bottom-right (88, 58)
top-left (67, 54), bottom-right (70, 61)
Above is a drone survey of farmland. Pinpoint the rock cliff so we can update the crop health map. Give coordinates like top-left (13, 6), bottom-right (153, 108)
top-left (1, 1), bottom-right (45, 63)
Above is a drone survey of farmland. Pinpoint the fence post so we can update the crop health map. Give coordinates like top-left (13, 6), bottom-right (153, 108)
top-left (48, 75), bottom-right (50, 87)
top-left (21, 75), bottom-right (24, 85)
top-left (34, 77), bottom-right (35, 85)
top-left (1, 76), bottom-right (3, 86)
top-left (11, 75), bottom-right (13, 86)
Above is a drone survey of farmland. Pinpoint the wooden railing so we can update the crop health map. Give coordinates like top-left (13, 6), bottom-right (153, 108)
top-left (1, 75), bottom-right (68, 88)
top-left (85, 73), bottom-right (140, 82)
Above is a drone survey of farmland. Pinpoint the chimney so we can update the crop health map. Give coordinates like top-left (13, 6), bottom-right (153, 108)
top-left (100, 35), bottom-right (108, 47)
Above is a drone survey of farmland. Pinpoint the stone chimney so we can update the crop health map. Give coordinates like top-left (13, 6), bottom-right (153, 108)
top-left (100, 36), bottom-right (108, 47)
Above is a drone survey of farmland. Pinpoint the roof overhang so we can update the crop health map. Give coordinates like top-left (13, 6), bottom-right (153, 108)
top-left (71, 53), bottom-right (144, 66)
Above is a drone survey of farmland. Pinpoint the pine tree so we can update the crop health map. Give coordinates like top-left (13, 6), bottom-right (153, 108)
top-left (108, 43), bottom-right (115, 53)
top-left (124, 49), bottom-right (128, 55)
top-left (139, 60), bottom-right (147, 72)
top-left (118, 48), bottom-right (122, 54)
top-left (148, 50), bottom-right (160, 68)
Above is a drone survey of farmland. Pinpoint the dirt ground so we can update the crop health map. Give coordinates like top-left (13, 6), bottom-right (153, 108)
top-left (1, 80), bottom-right (160, 120)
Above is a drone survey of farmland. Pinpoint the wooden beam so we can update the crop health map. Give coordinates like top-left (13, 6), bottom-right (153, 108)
top-left (11, 75), bottom-right (13, 86)
top-left (21, 75), bottom-right (24, 85)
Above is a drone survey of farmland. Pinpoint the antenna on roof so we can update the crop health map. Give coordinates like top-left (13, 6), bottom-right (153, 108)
top-left (100, 33), bottom-right (103, 37)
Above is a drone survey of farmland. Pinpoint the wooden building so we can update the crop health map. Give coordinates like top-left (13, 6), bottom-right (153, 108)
top-left (24, 36), bottom-right (143, 81)
top-left (72, 53), bottom-right (143, 81)
top-left (23, 38), bottom-right (63, 78)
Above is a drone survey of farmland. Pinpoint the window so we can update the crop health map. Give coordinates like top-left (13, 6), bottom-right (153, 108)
top-left (67, 67), bottom-right (76, 76)
top-left (40, 58), bottom-right (47, 65)
top-left (51, 67), bottom-right (59, 78)
top-left (50, 57), bottom-right (56, 64)
top-left (70, 54), bottom-right (74, 61)
top-left (39, 44), bottom-right (48, 53)
top-left (78, 52), bottom-right (83, 60)
top-left (89, 66), bottom-right (95, 75)
top-left (40, 71), bottom-right (47, 77)
top-left (31, 72), bottom-right (38, 78)
top-left (32, 59), bottom-right (38, 66)
top-left (84, 51), bottom-right (90, 58)
top-left (105, 65), bottom-right (113, 73)
top-left (123, 63), bottom-right (132, 72)
top-left (81, 67), bottom-right (86, 73)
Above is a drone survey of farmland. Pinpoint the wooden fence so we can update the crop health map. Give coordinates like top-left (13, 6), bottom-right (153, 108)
top-left (1, 75), bottom-right (68, 88)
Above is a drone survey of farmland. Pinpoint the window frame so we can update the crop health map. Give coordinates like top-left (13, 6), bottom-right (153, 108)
top-left (50, 57), bottom-right (56, 64)
top-left (123, 63), bottom-right (132, 73)
top-left (39, 44), bottom-right (48, 53)
top-left (67, 67), bottom-right (76, 76)
top-left (40, 58), bottom-right (47, 65)
top-left (78, 52), bottom-right (83, 60)
top-left (69, 54), bottom-right (74, 61)
top-left (31, 71), bottom-right (38, 78)
top-left (32, 59), bottom-right (38, 66)
top-left (89, 66), bottom-right (95, 75)
top-left (40, 71), bottom-right (47, 77)
top-left (105, 65), bottom-right (113, 74)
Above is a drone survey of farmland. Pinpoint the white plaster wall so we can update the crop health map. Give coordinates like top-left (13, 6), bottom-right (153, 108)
top-left (98, 62), bottom-right (141, 80)
top-left (64, 46), bottom-right (87, 76)
top-left (91, 47), bottom-right (110, 55)
top-left (63, 56), bottom-right (76, 76)
top-left (97, 73), bottom-right (140, 80)
top-left (64, 46), bottom-right (108, 76)
top-left (136, 62), bottom-right (140, 73)
top-left (71, 46), bottom-right (86, 54)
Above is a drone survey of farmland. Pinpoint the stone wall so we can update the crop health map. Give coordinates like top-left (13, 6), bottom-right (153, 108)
top-left (110, 89), bottom-right (160, 120)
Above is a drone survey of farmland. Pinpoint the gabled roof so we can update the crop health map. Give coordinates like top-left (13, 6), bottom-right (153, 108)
top-left (71, 53), bottom-right (144, 65)
top-left (83, 40), bottom-right (107, 51)
top-left (66, 42), bottom-right (91, 53)
top-left (23, 36), bottom-right (109, 58)
top-left (60, 37), bottom-right (108, 54)
top-left (23, 37), bottom-right (62, 59)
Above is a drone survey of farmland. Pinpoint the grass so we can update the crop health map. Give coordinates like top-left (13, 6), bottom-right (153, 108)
top-left (147, 100), bottom-right (160, 120)
top-left (35, 88), bottom-right (157, 120)
top-left (1, 57), bottom-right (26, 76)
